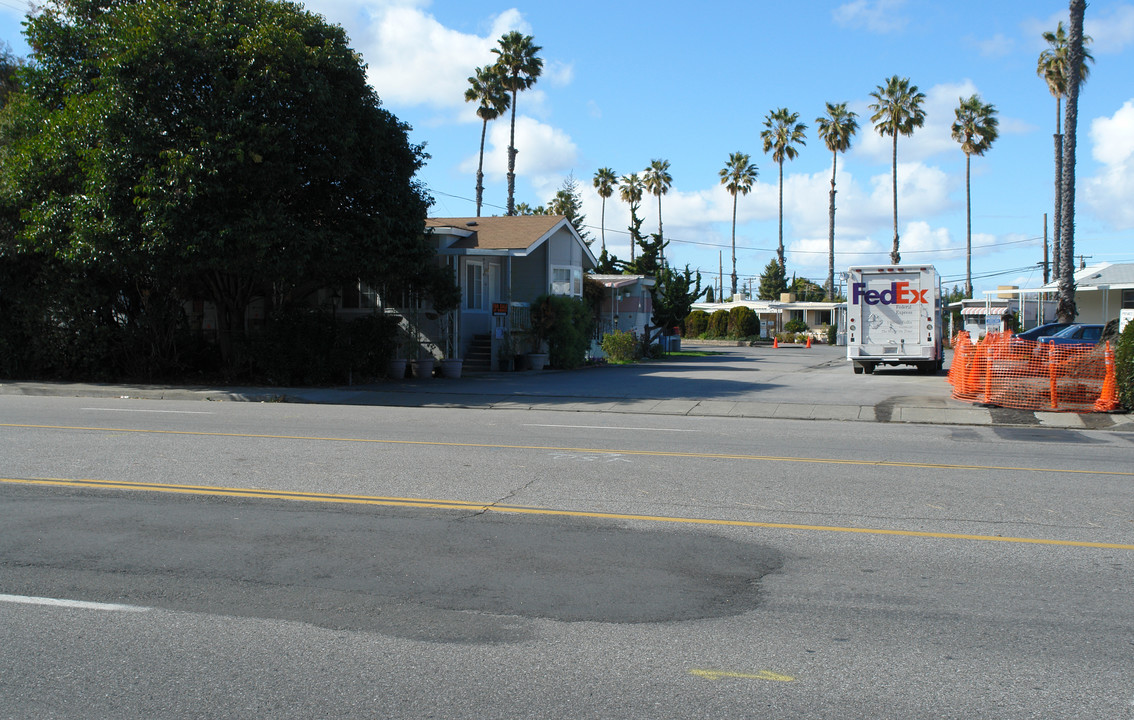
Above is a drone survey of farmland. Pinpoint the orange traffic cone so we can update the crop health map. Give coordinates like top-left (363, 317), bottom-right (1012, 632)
top-left (773, 337), bottom-right (778, 349)
top-left (1094, 341), bottom-right (1119, 412)
top-left (806, 336), bottom-right (812, 349)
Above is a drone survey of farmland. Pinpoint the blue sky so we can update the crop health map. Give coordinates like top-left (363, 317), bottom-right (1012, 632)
top-left (3, 0), bottom-right (1133, 297)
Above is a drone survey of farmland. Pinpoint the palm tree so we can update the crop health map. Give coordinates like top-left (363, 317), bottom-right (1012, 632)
top-left (869, 76), bottom-right (926, 264)
top-left (1057, 0), bottom-right (1088, 322)
top-left (815, 102), bottom-right (858, 301)
top-left (718, 152), bottom-right (758, 297)
top-left (642, 159), bottom-right (673, 267)
top-left (492, 31), bottom-right (543, 216)
top-left (619, 172), bottom-right (644, 262)
top-left (760, 108), bottom-right (807, 270)
top-left (1037, 20), bottom-right (1093, 284)
top-left (592, 168), bottom-right (618, 254)
top-left (464, 65), bottom-right (510, 217)
top-left (951, 94), bottom-right (999, 299)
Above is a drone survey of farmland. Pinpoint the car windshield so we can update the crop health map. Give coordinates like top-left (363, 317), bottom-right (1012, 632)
top-left (1051, 325), bottom-right (1082, 338)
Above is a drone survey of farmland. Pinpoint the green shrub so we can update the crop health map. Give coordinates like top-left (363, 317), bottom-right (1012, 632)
top-left (1116, 319), bottom-right (1134, 410)
top-left (602, 330), bottom-right (639, 363)
top-left (729, 306), bottom-right (759, 337)
top-left (685, 310), bottom-right (709, 338)
top-left (531, 294), bottom-right (594, 370)
top-left (784, 318), bottom-right (809, 334)
top-left (826, 323), bottom-right (837, 345)
top-left (249, 311), bottom-right (398, 385)
top-left (707, 309), bottom-right (730, 338)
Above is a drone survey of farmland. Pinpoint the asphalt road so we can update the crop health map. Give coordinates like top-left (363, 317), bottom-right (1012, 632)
top-left (2, 389), bottom-right (1133, 718)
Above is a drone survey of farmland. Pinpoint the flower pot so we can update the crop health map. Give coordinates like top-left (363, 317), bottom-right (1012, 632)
top-left (440, 358), bottom-right (463, 379)
top-left (411, 358), bottom-right (435, 379)
top-left (386, 358), bottom-right (407, 380)
top-left (526, 352), bottom-right (549, 371)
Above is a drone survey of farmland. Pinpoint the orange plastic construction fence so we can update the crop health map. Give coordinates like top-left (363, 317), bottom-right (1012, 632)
top-left (948, 331), bottom-right (1119, 413)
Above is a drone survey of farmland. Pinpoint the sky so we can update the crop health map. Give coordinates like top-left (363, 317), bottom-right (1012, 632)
top-left (2, 0), bottom-right (1133, 298)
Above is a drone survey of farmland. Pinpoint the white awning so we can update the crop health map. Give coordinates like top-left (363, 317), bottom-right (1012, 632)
top-left (961, 305), bottom-right (1008, 316)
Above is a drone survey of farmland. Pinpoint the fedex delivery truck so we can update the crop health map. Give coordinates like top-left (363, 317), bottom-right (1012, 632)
top-left (846, 265), bottom-right (943, 375)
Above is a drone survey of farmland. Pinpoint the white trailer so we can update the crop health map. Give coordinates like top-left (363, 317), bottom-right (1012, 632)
top-left (846, 265), bottom-right (943, 375)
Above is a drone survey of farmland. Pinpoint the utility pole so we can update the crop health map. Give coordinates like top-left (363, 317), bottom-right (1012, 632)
top-left (1042, 213), bottom-right (1049, 284)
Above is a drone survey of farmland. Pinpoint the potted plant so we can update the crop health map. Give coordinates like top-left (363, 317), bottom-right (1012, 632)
top-left (440, 356), bottom-right (463, 379)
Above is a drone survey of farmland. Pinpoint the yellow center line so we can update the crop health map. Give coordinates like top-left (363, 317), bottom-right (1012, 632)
top-left (4, 477), bottom-right (1133, 551)
top-left (3, 423), bottom-right (1132, 477)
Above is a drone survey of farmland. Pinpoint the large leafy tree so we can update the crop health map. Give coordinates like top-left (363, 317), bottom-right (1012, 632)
top-left (951, 94), bottom-right (999, 298)
top-left (592, 167), bottom-right (617, 254)
top-left (619, 172), bottom-right (644, 263)
top-left (464, 64), bottom-right (509, 218)
top-left (760, 108), bottom-right (807, 270)
top-left (718, 152), bottom-right (758, 297)
top-left (815, 102), bottom-right (858, 301)
top-left (869, 76), bottom-right (926, 264)
top-left (642, 158), bottom-right (672, 267)
top-left (1037, 20), bottom-right (1093, 285)
top-left (1, 0), bottom-right (436, 369)
top-left (491, 31), bottom-right (542, 217)
top-left (1057, 0), bottom-right (1088, 322)
top-left (0, 43), bottom-right (22, 108)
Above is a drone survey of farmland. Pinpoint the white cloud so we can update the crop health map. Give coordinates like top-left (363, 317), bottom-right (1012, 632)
top-left (1084, 99), bottom-right (1134, 229)
top-left (1025, 5), bottom-right (1134, 54)
top-left (301, 2), bottom-right (539, 111)
top-left (832, 0), bottom-right (909, 34)
top-left (970, 33), bottom-right (1015, 57)
top-left (461, 115), bottom-right (578, 190)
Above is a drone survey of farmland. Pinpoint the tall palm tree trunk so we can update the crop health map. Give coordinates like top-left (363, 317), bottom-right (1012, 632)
top-left (475, 118), bottom-right (488, 217)
top-left (506, 89), bottom-right (518, 215)
top-left (965, 153), bottom-right (972, 297)
top-left (1052, 98), bottom-right (1063, 282)
top-left (730, 194), bottom-right (738, 296)
top-left (776, 160), bottom-right (785, 268)
top-left (827, 151), bottom-right (837, 300)
top-left (890, 134), bottom-right (900, 264)
top-left (599, 198), bottom-right (606, 253)
top-left (657, 196), bottom-right (664, 268)
top-left (1057, 0), bottom-right (1085, 322)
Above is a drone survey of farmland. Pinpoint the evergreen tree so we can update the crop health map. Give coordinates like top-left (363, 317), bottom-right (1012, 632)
top-left (758, 260), bottom-right (788, 300)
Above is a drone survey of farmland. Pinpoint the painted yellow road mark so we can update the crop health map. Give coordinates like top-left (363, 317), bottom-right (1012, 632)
top-left (690, 669), bottom-right (796, 682)
top-left (3, 423), bottom-right (1133, 478)
top-left (4, 477), bottom-right (1134, 551)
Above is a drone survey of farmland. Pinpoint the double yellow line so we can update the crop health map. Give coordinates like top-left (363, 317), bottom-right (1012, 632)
top-left (4, 476), bottom-right (1132, 551)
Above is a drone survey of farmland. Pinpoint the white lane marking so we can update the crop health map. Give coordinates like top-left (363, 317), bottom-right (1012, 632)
top-left (81, 408), bottom-right (213, 415)
top-left (0, 593), bottom-right (152, 613)
top-left (523, 423), bottom-right (695, 432)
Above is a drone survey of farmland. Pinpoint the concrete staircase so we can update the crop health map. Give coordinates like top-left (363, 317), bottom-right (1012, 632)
top-left (463, 334), bottom-right (493, 373)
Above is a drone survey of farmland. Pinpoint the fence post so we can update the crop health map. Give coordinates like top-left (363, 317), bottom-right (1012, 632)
top-left (1047, 343), bottom-right (1058, 410)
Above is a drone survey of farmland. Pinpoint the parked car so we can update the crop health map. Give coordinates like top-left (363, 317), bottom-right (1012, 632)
top-left (1013, 322), bottom-right (1074, 342)
top-left (1036, 323), bottom-right (1105, 347)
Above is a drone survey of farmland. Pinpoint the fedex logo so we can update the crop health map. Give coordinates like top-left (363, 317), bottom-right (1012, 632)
top-left (851, 281), bottom-right (929, 306)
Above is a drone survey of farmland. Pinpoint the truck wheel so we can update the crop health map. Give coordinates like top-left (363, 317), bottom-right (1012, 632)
top-left (863, 363), bottom-right (875, 375)
top-left (853, 364), bottom-right (864, 375)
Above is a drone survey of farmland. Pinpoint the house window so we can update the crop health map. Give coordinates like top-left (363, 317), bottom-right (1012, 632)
top-left (1123, 289), bottom-right (1134, 309)
top-left (790, 309), bottom-right (804, 322)
top-left (466, 262), bottom-right (485, 311)
top-left (340, 280), bottom-right (377, 309)
top-left (551, 266), bottom-right (582, 297)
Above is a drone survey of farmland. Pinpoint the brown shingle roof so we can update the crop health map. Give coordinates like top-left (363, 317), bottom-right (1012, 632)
top-left (426, 215), bottom-right (567, 250)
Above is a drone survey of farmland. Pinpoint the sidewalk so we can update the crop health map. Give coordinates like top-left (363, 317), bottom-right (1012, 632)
top-left (2, 343), bottom-right (1130, 432)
